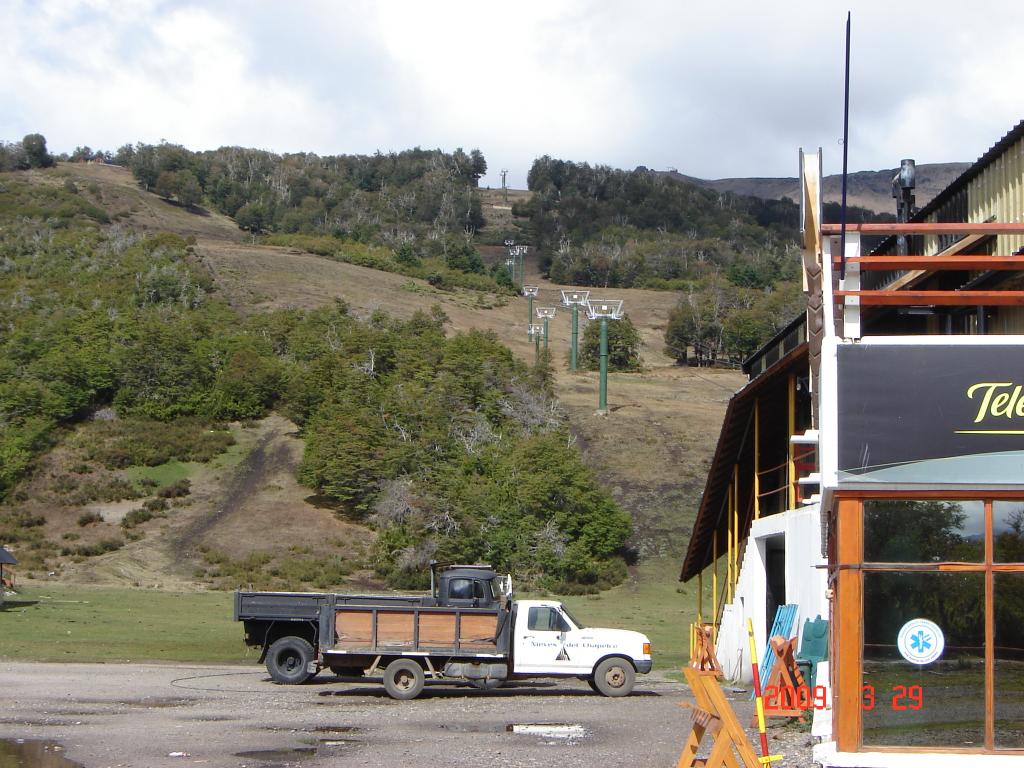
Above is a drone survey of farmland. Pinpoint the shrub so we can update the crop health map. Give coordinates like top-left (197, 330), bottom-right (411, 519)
top-left (122, 507), bottom-right (164, 529)
top-left (76, 419), bottom-right (234, 469)
top-left (157, 478), bottom-right (191, 498)
top-left (77, 511), bottom-right (103, 527)
top-left (62, 538), bottom-right (123, 557)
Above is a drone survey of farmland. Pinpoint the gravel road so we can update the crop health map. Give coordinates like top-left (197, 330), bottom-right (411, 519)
top-left (0, 662), bottom-right (817, 767)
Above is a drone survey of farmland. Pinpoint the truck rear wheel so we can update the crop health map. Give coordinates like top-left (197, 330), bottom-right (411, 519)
top-left (266, 636), bottom-right (315, 684)
top-left (383, 659), bottom-right (425, 700)
top-left (592, 656), bottom-right (635, 697)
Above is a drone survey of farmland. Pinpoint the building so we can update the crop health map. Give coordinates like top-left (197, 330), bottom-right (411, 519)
top-left (680, 119), bottom-right (1024, 765)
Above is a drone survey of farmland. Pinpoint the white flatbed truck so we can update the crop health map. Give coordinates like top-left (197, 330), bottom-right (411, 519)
top-left (235, 563), bottom-right (652, 699)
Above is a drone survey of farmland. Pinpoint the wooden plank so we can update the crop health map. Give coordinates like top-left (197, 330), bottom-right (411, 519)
top-left (418, 612), bottom-right (457, 646)
top-left (832, 255), bottom-right (1024, 270)
top-left (822, 222), bottom-right (1024, 235)
top-left (834, 290), bottom-right (1024, 306)
top-left (375, 611), bottom-right (416, 647)
top-left (459, 613), bottom-right (499, 648)
top-left (882, 232), bottom-right (988, 292)
top-left (335, 610), bottom-right (373, 646)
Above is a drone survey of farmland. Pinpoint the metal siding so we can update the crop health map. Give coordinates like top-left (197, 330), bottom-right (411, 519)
top-left (967, 134), bottom-right (1024, 257)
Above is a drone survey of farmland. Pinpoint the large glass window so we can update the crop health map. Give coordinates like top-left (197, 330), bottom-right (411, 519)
top-left (995, 573), bottom-right (1024, 748)
top-left (848, 497), bottom-right (1024, 753)
top-left (994, 502), bottom-right (1024, 563)
top-left (864, 499), bottom-right (984, 562)
top-left (863, 572), bottom-right (985, 747)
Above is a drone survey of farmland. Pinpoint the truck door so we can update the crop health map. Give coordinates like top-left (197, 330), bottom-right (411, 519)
top-left (512, 604), bottom-right (587, 674)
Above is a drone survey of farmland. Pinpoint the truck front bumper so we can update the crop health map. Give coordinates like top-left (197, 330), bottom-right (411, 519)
top-left (635, 660), bottom-right (653, 674)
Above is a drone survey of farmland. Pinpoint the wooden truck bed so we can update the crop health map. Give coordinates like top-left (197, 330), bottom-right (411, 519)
top-left (321, 602), bottom-right (510, 657)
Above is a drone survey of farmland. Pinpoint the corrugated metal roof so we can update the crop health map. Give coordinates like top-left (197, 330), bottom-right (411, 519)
top-left (0, 547), bottom-right (16, 565)
top-left (870, 119), bottom-right (1024, 257)
top-left (679, 343), bottom-right (808, 582)
top-left (914, 119), bottom-right (1024, 223)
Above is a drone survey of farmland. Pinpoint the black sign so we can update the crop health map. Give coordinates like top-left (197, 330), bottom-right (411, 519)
top-left (837, 344), bottom-right (1024, 484)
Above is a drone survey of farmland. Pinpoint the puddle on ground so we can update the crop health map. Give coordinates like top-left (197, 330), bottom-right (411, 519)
top-left (263, 725), bottom-right (361, 734)
top-left (0, 739), bottom-right (83, 767)
top-left (235, 739), bottom-right (357, 762)
top-left (0, 719), bottom-right (86, 728)
top-left (439, 722), bottom-right (506, 734)
top-left (439, 723), bottom-right (589, 742)
top-left (507, 723), bottom-right (589, 742)
top-left (72, 697), bottom-right (195, 710)
top-left (235, 747), bottom-right (317, 762)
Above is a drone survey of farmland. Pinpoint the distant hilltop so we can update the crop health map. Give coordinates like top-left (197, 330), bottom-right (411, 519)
top-left (657, 162), bottom-right (969, 216)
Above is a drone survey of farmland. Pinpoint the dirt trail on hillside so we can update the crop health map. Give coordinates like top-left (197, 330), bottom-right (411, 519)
top-left (63, 415), bottom-right (372, 588)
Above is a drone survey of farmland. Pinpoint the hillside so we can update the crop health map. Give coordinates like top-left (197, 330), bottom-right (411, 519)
top-left (0, 162), bottom-right (743, 592)
top-left (665, 162), bottom-right (969, 214)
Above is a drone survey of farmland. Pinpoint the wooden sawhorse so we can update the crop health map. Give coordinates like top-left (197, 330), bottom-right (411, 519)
top-left (678, 667), bottom-right (779, 768)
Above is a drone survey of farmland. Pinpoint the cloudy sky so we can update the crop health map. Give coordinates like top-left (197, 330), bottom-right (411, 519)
top-left (3, 0), bottom-right (1023, 188)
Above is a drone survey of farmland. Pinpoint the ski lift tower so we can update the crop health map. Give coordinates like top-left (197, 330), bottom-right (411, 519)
top-left (528, 323), bottom-right (545, 361)
top-left (522, 285), bottom-right (539, 338)
top-left (560, 290), bottom-right (590, 372)
top-left (586, 299), bottom-right (624, 414)
top-left (535, 306), bottom-right (557, 353)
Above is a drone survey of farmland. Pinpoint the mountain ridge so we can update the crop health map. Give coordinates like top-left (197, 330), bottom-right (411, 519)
top-left (659, 162), bottom-right (970, 215)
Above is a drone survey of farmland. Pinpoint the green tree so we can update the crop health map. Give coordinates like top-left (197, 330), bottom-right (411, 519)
top-left (176, 170), bottom-right (202, 209)
top-left (235, 201), bottom-right (268, 233)
top-left (469, 149), bottom-right (487, 186)
top-left (22, 133), bottom-right (54, 168)
top-left (154, 171), bottom-right (177, 200)
top-left (580, 314), bottom-right (642, 372)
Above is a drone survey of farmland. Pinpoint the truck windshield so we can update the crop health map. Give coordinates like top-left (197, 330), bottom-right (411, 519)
top-left (560, 606), bottom-right (585, 629)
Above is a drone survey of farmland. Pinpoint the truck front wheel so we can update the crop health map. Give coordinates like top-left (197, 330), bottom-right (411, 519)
top-left (383, 659), bottom-right (425, 700)
top-left (592, 656), bottom-right (635, 697)
top-left (266, 637), bottom-right (315, 684)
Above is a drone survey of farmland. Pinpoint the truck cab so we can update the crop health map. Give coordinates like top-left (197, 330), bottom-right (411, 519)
top-left (430, 564), bottom-right (508, 609)
top-left (511, 599), bottom-right (652, 696)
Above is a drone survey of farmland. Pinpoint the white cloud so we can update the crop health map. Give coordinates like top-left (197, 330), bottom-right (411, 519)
top-left (2, 0), bottom-right (1023, 189)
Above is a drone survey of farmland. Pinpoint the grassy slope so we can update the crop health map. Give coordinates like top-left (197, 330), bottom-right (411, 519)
top-left (1, 560), bottom-right (696, 676)
top-left (0, 584), bottom-right (245, 663)
top-left (1, 163), bottom-right (740, 672)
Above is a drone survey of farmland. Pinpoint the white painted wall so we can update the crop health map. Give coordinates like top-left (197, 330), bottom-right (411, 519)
top-left (715, 503), bottom-right (829, 682)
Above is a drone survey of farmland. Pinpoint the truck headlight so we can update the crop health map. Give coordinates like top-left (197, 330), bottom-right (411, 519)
top-left (643, 642), bottom-right (651, 655)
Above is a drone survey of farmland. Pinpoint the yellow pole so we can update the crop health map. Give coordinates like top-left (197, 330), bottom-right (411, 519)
top-left (733, 465), bottom-right (740, 597)
top-left (697, 571), bottom-right (703, 624)
top-left (787, 373), bottom-right (796, 510)
top-left (747, 618), bottom-right (783, 764)
top-left (726, 484), bottom-right (733, 604)
top-left (712, 537), bottom-right (718, 644)
top-left (754, 397), bottom-right (761, 520)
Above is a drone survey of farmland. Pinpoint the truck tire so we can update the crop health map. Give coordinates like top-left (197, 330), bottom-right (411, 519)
top-left (266, 636), bottom-right (315, 684)
top-left (383, 659), bottom-right (425, 700)
top-left (592, 656), bottom-right (635, 697)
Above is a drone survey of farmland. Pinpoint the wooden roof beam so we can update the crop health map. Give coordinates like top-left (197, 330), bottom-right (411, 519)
top-left (821, 222), bottom-right (1024, 235)
top-left (831, 255), bottom-right (1024, 271)
top-left (834, 290), bottom-right (1024, 306)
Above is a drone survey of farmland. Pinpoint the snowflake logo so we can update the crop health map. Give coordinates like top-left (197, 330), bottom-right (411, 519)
top-left (898, 619), bottom-right (944, 665)
top-left (910, 630), bottom-right (932, 654)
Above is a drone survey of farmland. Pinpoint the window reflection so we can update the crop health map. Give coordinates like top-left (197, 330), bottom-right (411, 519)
top-left (995, 502), bottom-right (1024, 563)
top-left (863, 572), bottom-right (984, 747)
top-left (995, 573), bottom-right (1024, 748)
top-left (864, 500), bottom-right (984, 562)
